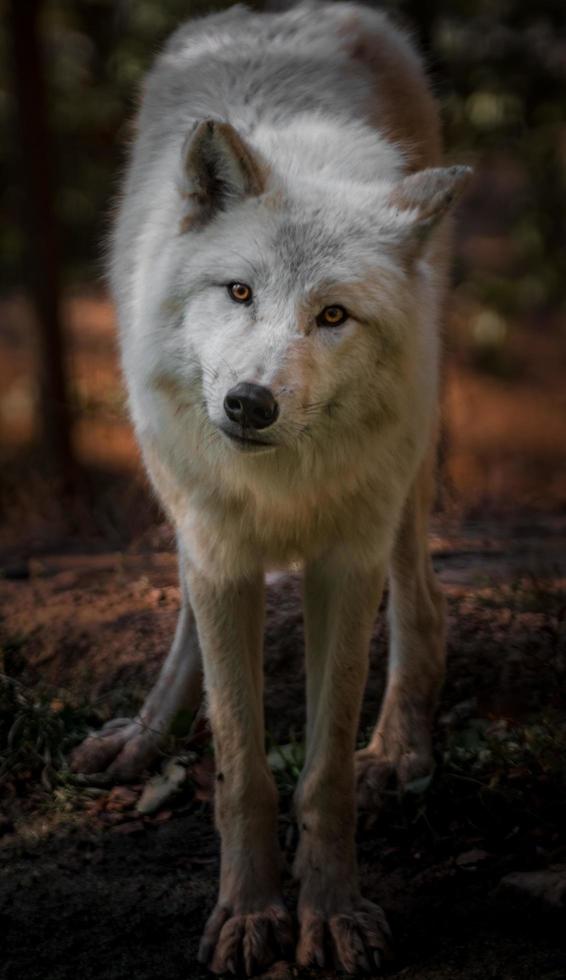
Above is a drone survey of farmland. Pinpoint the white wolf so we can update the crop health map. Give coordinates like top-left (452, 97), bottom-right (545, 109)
top-left (73, 1), bottom-right (470, 973)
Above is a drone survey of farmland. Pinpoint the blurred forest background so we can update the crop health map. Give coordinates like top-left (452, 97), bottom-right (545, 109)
top-left (1, 0), bottom-right (566, 548)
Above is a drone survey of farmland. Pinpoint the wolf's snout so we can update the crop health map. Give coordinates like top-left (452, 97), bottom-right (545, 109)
top-left (223, 382), bottom-right (279, 430)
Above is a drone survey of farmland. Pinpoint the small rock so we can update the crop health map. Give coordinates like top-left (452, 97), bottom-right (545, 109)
top-left (456, 849), bottom-right (491, 868)
top-left (498, 866), bottom-right (566, 908)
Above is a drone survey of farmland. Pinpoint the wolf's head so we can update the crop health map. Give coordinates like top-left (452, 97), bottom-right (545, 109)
top-left (153, 119), bottom-right (470, 464)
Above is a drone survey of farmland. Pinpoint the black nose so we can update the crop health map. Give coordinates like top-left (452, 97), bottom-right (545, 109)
top-left (223, 382), bottom-right (279, 430)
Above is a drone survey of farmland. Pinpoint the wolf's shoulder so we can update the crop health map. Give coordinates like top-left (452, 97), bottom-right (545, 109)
top-left (159, 2), bottom-right (397, 61)
top-left (139, 1), bottom-right (417, 142)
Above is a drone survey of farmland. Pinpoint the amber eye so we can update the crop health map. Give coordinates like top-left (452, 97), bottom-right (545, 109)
top-left (227, 282), bottom-right (253, 304)
top-left (316, 305), bottom-right (348, 328)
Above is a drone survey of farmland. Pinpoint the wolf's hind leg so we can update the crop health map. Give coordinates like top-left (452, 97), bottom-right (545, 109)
top-left (71, 558), bottom-right (203, 781)
top-left (356, 451), bottom-right (447, 809)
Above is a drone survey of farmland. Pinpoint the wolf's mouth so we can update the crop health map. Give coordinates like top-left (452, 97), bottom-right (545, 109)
top-left (219, 427), bottom-right (277, 452)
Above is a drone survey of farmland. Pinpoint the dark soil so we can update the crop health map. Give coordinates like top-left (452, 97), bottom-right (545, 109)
top-left (1, 516), bottom-right (566, 979)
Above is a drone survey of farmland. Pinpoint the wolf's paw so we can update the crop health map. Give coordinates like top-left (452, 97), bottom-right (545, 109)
top-left (297, 899), bottom-right (392, 974)
top-left (355, 743), bottom-right (433, 811)
top-left (198, 901), bottom-right (294, 976)
top-left (70, 718), bottom-right (161, 781)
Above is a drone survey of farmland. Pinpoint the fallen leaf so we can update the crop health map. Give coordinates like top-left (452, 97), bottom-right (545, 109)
top-left (105, 785), bottom-right (139, 812)
top-left (137, 759), bottom-right (188, 815)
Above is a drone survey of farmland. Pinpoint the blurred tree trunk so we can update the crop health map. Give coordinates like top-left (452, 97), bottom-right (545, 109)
top-left (8, 0), bottom-right (73, 480)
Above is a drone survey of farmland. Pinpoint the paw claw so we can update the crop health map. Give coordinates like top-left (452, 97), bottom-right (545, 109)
top-left (298, 900), bottom-right (391, 974)
top-left (201, 902), bottom-right (292, 976)
top-left (296, 908), bottom-right (325, 969)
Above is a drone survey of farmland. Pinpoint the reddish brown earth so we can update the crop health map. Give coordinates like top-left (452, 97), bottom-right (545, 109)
top-left (1, 517), bottom-right (565, 980)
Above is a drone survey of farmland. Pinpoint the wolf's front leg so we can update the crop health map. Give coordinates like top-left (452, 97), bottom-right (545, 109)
top-left (190, 565), bottom-right (293, 977)
top-left (295, 555), bottom-right (392, 973)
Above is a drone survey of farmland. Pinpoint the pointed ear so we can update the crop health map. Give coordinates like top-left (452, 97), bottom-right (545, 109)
top-left (179, 120), bottom-right (269, 231)
top-left (388, 165), bottom-right (473, 251)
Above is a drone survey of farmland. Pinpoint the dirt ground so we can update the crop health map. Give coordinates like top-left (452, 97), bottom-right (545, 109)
top-left (1, 515), bottom-right (565, 980)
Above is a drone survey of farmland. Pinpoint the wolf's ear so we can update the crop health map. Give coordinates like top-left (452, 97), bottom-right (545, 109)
top-left (388, 165), bottom-right (472, 252)
top-left (179, 120), bottom-right (268, 231)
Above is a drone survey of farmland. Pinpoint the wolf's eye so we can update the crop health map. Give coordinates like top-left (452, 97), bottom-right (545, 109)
top-left (317, 305), bottom-right (348, 328)
top-left (227, 282), bottom-right (253, 304)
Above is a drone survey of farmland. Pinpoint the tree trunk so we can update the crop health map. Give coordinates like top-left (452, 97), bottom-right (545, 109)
top-left (8, 0), bottom-right (73, 480)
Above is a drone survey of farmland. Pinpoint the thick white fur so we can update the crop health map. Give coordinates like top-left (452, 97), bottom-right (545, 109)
top-left (112, 3), bottom-right (466, 581)
top-left (74, 3), bottom-right (471, 974)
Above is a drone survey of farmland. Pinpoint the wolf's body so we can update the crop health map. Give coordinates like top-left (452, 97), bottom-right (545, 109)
top-left (72, 2), bottom-right (470, 973)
